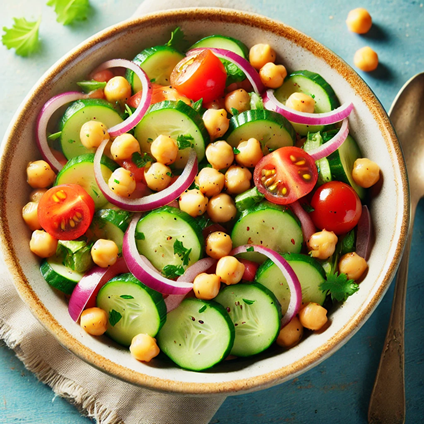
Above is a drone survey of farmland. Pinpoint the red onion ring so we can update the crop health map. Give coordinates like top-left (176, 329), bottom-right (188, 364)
top-left (230, 245), bottom-right (302, 327)
top-left (36, 91), bottom-right (86, 172)
top-left (94, 139), bottom-right (197, 211)
top-left (263, 89), bottom-right (354, 126)
top-left (122, 214), bottom-right (193, 295)
top-left (356, 205), bottom-right (372, 260)
top-left (91, 59), bottom-right (152, 137)
top-left (289, 200), bottom-right (317, 244)
top-left (68, 257), bottom-right (129, 322)
top-left (188, 47), bottom-right (265, 94)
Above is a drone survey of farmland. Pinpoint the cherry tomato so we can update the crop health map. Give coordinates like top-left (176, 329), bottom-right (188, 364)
top-left (126, 84), bottom-right (191, 108)
top-left (239, 259), bottom-right (259, 282)
top-left (170, 50), bottom-right (227, 104)
top-left (121, 159), bottom-right (146, 184)
top-left (38, 184), bottom-right (95, 240)
top-left (310, 181), bottom-right (362, 235)
top-left (253, 146), bottom-right (318, 205)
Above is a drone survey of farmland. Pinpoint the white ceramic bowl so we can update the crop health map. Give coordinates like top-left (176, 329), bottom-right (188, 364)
top-left (0, 8), bottom-right (408, 395)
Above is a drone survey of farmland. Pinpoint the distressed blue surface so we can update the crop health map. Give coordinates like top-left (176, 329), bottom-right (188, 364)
top-left (0, 0), bottom-right (423, 423)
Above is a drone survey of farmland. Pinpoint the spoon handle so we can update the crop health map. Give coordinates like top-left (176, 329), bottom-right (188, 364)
top-left (368, 202), bottom-right (416, 424)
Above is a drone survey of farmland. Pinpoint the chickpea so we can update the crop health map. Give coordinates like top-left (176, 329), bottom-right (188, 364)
top-left (224, 89), bottom-right (251, 115)
top-left (29, 188), bottom-right (47, 203)
top-left (80, 307), bottom-right (108, 336)
top-left (346, 8), bottom-right (372, 34)
top-left (26, 160), bottom-right (56, 189)
top-left (249, 44), bottom-right (276, 70)
top-left (144, 162), bottom-right (172, 192)
top-left (150, 135), bottom-right (178, 165)
top-left (354, 46), bottom-right (379, 72)
top-left (352, 158), bottom-right (380, 188)
top-left (202, 109), bottom-right (230, 141)
top-left (205, 140), bottom-right (234, 170)
top-left (193, 273), bottom-right (221, 300)
top-left (338, 252), bottom-right (368, 281)
top-left (235, 138), bottom-right (263, 168)
top-left (286, 92), bottom-right (316, 113)
top-left (207, 193), bottom-right (237, 223)
top-left (80, 121), bottom-right (110, 149)
top-left (90, 69), bottom-right (114, 82)
top-left (216, 256), bottom-right (245, 285)
top-left (91, 239), bottom-right (119, 268)
top-left (276, 316), bottom-right (303, 348)
top-left (22, 202), bottom-right (41, 231)
top-left (179, 189), bottom-right (208, 217)
top-left (29, 230), bottom-right (58, 258)
top-left (308, 230), bottom-right (338, 260)
top-left (206, 231), bottom-right (233, 260)
top-left (298, 303), bottom-right (328, 331)
top-left (110, 133), bottom-right (140, 161)
top-left (197, 167), bottom-right (225, 197)
top-left (224, 165), bottom-right (252, 195)
top-left (259, 63), bottom-right (287, 89)
top-left (104, 76), bottom-right (132, 103)
top-left (108, 168), bottom-right (136, 197)
top-left (204, 97), bottom-right (225, 111)
top-left (130, 333), bottom-right (160, 362)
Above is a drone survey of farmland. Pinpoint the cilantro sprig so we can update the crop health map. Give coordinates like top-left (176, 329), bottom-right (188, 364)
top-left (132, 152), bottom-right (153, 168)
top-left (165, 27), bottom-right (189, 53)
top-left (162, 265), bottom-right (185, 279)
top-left (174, 239), bottom-right (192, 266)
top-left (319, 272), bottom-right (359, 303)
top-left (2, 17), bottom-right (41, 57)
top-left (177, 134), bottom-right (194, 150)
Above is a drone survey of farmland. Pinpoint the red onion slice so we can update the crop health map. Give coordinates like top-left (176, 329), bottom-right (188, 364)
top-left (188, 47), bottom-right (265, 94)
top-left (122, 214), bottom-right (193, 295)
top-left (230, 245), bottom-right (302, 327)
top-left (94, 139), bottom-right (197, 211)
top-left (68, 257), bottom-right (128, 322)
top-left (91, 59), bottom-right (152, 137)
top-left (36, 91), bottom-right (86, 172)
top-left (356, 205), bottom-right (372, 260)
top-left (290, 200), bottom-right (316, 244)
top-left (263, 89), bottom-right (354, 126)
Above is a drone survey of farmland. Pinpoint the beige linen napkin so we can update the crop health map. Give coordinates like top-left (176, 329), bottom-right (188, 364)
top-left (0, 1), bottom-right (256, 423)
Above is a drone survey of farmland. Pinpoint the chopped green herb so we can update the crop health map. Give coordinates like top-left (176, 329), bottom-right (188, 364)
top-left (92, 188), bottom-right (99, 197)
top-left (231, 108), bottom-right (239, 116)
top-left (47, 131), bottom-right (62, 141)
top-left (132, 152), bottom-right (153, 168)
top-left (76, 80), bottom-right (106, 93)
top-left (147, 137), bottom-right (153, 143)
top-left (109, 309), bottom-right (122, 327)
top-left (177, 134), bottom-right (194, 150)
top-left (246, 246), bottom-right (254, 252)
top-left (233, 147), bottom-right (240, 155)
top-left (173, 239), bottom-right (192, 266)
top-left (198, 305), bottom-right (207, 313)
top-left (47, 0), bottom-right (90, 26)
top-left (320, 272), bottom-right (359, 303)
top-left (222, 59), bottom-right (245, 86)
top-left (114, 179), bottom-right (120, 185)
top-left (165, 27), bottom-right (189, 52)
top-left (135, 232), bottom-right (145, 240)
top-left (162, 264), bottom-right (185, 279)
top-left (124, 104), bottom-right (133, 116)
top-left (166, 172), bottom-right (172, 177)
top-left (242, 299), bottom-right (255, 305)
top-left (191, 98), bottom-right (203, 112)
top-left (2, 17), bottom-right (41, 57)
top-left (311, 94), bottom-right (316, 99)
top-left (68, 139), bottom-right (75, 144)
top-left (301, 203), bottom-right (315, 213)
top-left (120, 295), bottom-right (134, 300)
top-left (150, 78), bottom-right (156, 83)
top-left (340, 230), bottom-right (356, 255)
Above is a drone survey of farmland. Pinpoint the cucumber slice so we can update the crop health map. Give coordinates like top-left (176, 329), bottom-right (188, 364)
top-left (55, 153), bottom-right (118, 210)
top-left (235, 186), bottom-right (264, 212)
top-left (134, 100), bottom-right (209, 169)
top-left (40, 256), bottom-right (83, 295)
top-left (303, 131), bottom-right (332, 186)
top-left (157, 298), bottom-right (235, 371)
top-left (136, 206), bottom-right (204, 272)
top-left (322, 131), bottom-right (366, 200)
top-left (231, 201), bottom-right (303, 263)
top-left (275, 70), bottom-right (339, 135)
top-left (255, 253), bottom-right (326, 315)
top-left (126, 46), bottom-right (184, 92)
top-left (224, 110), bottom-right (295, 152)
top-left (89, 209), bottom-right (132, 253)
top-left (190, 35), bottom-right (249, 58)
top-left (59, 99), bottom-right (123, 159)
top-left (96, 273), bottom-right (166, 346)
top-left (215, 283), bottom-right (281, 357)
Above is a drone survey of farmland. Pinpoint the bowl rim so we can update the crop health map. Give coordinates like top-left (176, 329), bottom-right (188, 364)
top-left (0, 7), bottom-right (409, 395)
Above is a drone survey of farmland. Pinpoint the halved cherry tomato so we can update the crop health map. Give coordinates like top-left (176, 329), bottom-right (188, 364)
top-left (170, 50), bottom-right (227, 104)
top-left (127, 83), bottom-right (191, 108)
top-left (239, 259), bottom-right (259, 282)
top-left (253, 146), bottom-right (318, 205)
top-left (38, 184), bottom-right (95, 240)
top-left (310, 181), bottom-right (362, 235)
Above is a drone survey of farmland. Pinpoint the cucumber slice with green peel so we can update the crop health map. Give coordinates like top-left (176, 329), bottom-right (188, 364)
top-left (322, 131), bottom-right (366, 200)
top-left (231, 201), bottom-right (303, 263)
top-left (89, 209), bottom-right (132, 253)
top-left (134, 100), bottom-right (209, 169)
top-left (303, 131), bottom-right (332, 186)
top-left (255, 253), bottom-right (326, 316)
top-left (55, 153), bottom-right (118, 210)
top-left (190, 35), bottom-right (249, 58)
top-left (96, 273), bottom-right (166, 346)
top-left (275, 70), bottom-right (339, 136)
top-left (214, 283), bottom-right (281, 357)
top-left (224, 110), bottom-right (295, 153)
top-left (235, 186), bottom-right (264, 212)
top-left (135, 206), bottom-right (204, 272)
top-left (157, 298), bottom-right (235, 371)
top-left (40, 256), bottom-right (83, 295)
top-left (59, 99), bottom-right (123, 159)
top-left (126, 46), bottom-right (184, 92)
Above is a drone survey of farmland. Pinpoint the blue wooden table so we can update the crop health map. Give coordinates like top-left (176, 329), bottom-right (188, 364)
top-left (0, 1), bottom-right (423, 422)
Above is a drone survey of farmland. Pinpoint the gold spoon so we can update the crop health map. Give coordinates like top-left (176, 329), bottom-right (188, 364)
top-left (368, 72), bottom-right (424, 424)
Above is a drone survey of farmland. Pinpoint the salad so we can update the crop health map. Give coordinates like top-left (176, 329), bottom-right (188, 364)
top-left (23, 28), bottom-right (380, 371)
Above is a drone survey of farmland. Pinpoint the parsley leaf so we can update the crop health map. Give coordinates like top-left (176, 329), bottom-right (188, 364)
top-left (246, 246), bottom-right (254, 252)
top-left (233, 147), bottom-right (240, 154)
top-left (243, 299), bottom-right (255, 305)
top-left (173, 239), bottom-right (192, 266)
top-left (135, 232), bottom-right (145, 240)
top-left (222, 59), bottom-right (245, 86)
top-left (109, 309), bottom-right (122, 326)
top-left (124, 104), bottom-right (134, 118)
top-left (2, 17), bottom-right (41, 57)
top-left (166, 172), bottom-right (172, 177)
top-left (132, 152), bottom-right (153, 168)
top-left (198, 305), bottom-right (207, 313)
top-left (177, 134), bottom-right (194, 150)
top-left (114, 179), bottom-right (120, 184)
top-left (47, 131), bottom-right (62, 141)
top-left (76, 80), bottom-right (106, 93)
top-left (162, 264), bottom-right (185, 279)
top-left (47, 0), bottom-right (90, 26)
top-left (165, 27), bottom-right (189, 52)
top-left (191, 98), bottom-right (203, 112)
top-left (120, 295), bottom-right (134, 300)
top-left (320, 272), bottom-right (359, 303)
